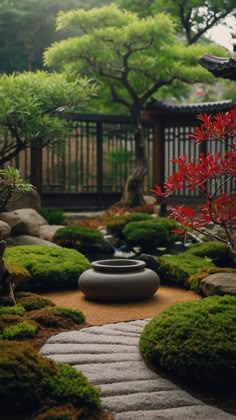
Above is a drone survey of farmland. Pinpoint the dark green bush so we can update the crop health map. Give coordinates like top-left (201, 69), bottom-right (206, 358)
top-left (38, 208), bottom-right (66, 225)
top-left (51, 306), bottom-right (85, 324)
top-left (158, 254), bottom-right (215, 286)
top-left (188, 267), bottom-right (236, 294)
top-left (53, 226), bottom-right (113, 256)
top-left (123, 217), bottom-right (180, 251)
top-left (139, 295), bottom-right (236, 387)
top-left (106, 212), bottom-right (152, 239)
top-left (185, 241), bottom-right (236, 268)
top-left (4, 245), bottom-right (91, 291)
top-left (0, 341), bottom-right (101, 415)
top-left (2, 320), bottom-right (38, 339)
top-left (15, 292), bottom-right (55, 311)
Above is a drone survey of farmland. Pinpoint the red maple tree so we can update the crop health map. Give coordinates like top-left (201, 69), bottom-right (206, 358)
top-left (151, 106), bottom-right (236, 260)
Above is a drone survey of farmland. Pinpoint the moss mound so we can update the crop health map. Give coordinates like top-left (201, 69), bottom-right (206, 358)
top-left (0, 341), bottom-right (101, 416)
top-left (1, 320), bottom-right (38, 339)
top-left (188, 267), bottom-right (236, 294)
top-left (139, 296), bottom-right (236, 387)
top-left (185, 241), bottom-right (236, 267)
top-left (15, 292), bottom-right (55, 311)
top-left (4, 245), bottom-right (91, 291)
top-left (27, 306), bottom-right (85, 328)
top-left (123, 218), bottom-right (180, 251)
top-left (158, 254), bottom-right (215, 286)
top-left (106, 212), bottom-right (152, 239)
top-left (0, 304), bottom-right (25, 316)
top-left (53, 225), bottom-right (113, 256)
top-left (0, 314), bottom-right (23, 330)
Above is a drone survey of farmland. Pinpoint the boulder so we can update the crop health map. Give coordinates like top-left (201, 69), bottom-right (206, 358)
top-left (0, 221), bottom-right (11, 239)
top-left (39, 225), bottom-right (65, 242)
top-left (0, 208), bottom-right (48, 237)
top-left (6, 235), bottom-right (59, 247)
top-left (200, 273), bottom-right (236, 296)
top-left (3, 189), bottom-right (41, 212)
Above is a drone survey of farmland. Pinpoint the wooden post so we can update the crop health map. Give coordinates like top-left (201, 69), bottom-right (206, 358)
top-left (96, 122), bottom-right (103, 208)
top-left (30, 144), bottom-right (43, 197)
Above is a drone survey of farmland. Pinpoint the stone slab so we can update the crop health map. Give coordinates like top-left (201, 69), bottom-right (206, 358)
top-left (48, 352), bottom-right (143, 365)
top-left (100, 379), bottom-right (178, 396)
top-left (40, 343), bottom-right (137, 355)
top-left (47, 331), bottom-right (138, 345)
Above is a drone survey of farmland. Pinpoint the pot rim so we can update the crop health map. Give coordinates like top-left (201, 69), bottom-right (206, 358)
top-left (91, 259), bottom-right (146, 273)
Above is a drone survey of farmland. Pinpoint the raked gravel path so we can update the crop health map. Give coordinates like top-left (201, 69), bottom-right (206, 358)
top-left (40, 319), bottom-right (235, 420)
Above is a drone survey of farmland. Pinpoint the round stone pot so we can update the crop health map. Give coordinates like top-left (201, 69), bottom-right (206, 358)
top-left (79, 259), bottom-right (160, 302)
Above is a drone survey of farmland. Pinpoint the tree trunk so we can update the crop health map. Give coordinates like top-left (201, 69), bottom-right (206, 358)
top-left (0, 241), bottom-right (16, 306)
top-left (118, 113), bottom-right (147, 208)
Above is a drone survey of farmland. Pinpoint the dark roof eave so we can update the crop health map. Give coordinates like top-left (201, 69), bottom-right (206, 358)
top-left (199, 54), bottom-right (236, 81)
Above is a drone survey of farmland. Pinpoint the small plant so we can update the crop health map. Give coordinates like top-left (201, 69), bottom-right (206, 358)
top-left (38, 208), bottom-right (66, 225)
top-left (2, 320), bottom-right (38, 339)
top-left (0, 166), bottom-right (32, 211)
top-left (139, 295), bottom-right (236, 387)
top-left (0, 304), bottom-right (25, 316)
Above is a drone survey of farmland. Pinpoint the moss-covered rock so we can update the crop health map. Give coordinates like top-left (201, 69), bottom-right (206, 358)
top-left (158, 254), bottom-right (215, 286)
top-left (53, 225), bottom-right (113, 256)
top-left (15, 292), bottom-right (55, 311)
top-left (139, 295), bottom-right (236, 387)
top-left (0, 341), bottom-right (101, 416)
top-left (185, 241), bottom-right (236, 268)
top-left (123, 218), bottom-right (180, 251)
top-left (188, 267), bottom-right (236, 294)
top-left (106, 212), bottom-right (152, 239)
top-left (0, 304), bottom-right (25, 316)
top-left (4, 245), bottom-right (91, 291)
top-left (27, 306), bottom-right (85, 328)
top-left (0, 314), bottom-right (23, 330)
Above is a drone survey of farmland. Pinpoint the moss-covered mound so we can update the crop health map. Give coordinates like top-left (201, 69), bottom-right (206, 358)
top-left (1, 320), bottom-right (38, 339)
top-left (53, 225), bottom-right (113, 256)
top-left (185, 241), bottom-right (236, 268)
top-left (123, 218), bottom-right (180, 251)
top-left (27, 306), bottom-right (85, 328)
top-left (106, 212), bottom-right (152, 239)
top-left (15, 292), bottom-right (55, 311)
top-left (158, 254), bottom-right (215, 286)
top-left (4, 245), bottom-right (91, 291)
top-left (0, 341), bottom-right (101, 417)
top-left (188, 267), bottom-right (236, 294)
top-left (139, 295), bottom-right (236, 387)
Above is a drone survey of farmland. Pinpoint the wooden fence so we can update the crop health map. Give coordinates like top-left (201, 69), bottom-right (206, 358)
top-left (3, 101), bottom-right (235, 210)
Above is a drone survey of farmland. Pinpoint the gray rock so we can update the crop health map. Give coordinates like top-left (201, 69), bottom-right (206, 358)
top-left (47, 331), bottom-right (138, 345)
top-left (0, 220), bottom-right (11, 239)
top-left (39, 224), bottom-right (65, 242)
top-left (201, 273), bottom-right (236, 296)
top-left (6, 235), bottom-right (59, 247)
top-left (3, 189), bottom-right (41, 211)
top-left (41, 343), bottom-right (137, 355)
top-left (0, 208), bottom-right (47, 236)
top-left (49, 352), bottom-right (142, 365)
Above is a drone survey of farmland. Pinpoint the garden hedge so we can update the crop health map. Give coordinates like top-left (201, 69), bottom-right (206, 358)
top-left (139, 295), bottom-right (236, 387)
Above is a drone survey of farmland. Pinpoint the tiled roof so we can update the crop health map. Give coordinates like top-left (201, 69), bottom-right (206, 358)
top-left (145, 99), bottom-right (234, 114)
top-left (198, 54), bottom-right (236, 81)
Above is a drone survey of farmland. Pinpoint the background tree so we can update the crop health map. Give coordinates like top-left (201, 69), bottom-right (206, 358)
top-left (0, 71), bottom-right (96, 166)
top-left (45, 4), bottom-right (227, 207)
top-left (0, 0), bottom-right (85, 73)
top-left (117, 0), bottom-right (236, 46)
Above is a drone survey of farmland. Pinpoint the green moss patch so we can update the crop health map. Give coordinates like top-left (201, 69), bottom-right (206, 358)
top-left (27, 306), bottom-right (85, 328)
top-left (0, 341), bottom-right (101, 416)
top-left (158, 254), bottom-right (215, 286)
top-left (2, 320), bottom-right (38, 339)
top-left (139, 295), bottom-right (236, 387)
top-left (0, 304), bottom-right (25, 316)
top-left (185, 241), bottom-right (236, 268)
top-left (15, 292), bottom-right (55, 311)
top-left (4, 245), bottom-right (91, 291)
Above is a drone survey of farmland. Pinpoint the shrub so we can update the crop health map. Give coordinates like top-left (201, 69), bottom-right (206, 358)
top-left (123, 218), bottom-right (181, 252)
top-left (15, 292), bottom-right (55, 311)
top-left (4, 245), bottom-right (91, 291)
top-left (38, 208), bottom-right (66, 225)
top-left (0, 315), bottom-right (23, 330)
top-left (53, 226), bottom-right (113, 256)
top-left (2, 320), bottom-right (38, 339)
top-left (185, 241), bottom-right (236, 268)
top-left (139, 295), bottom-right (236, 387)
top-left (51, 307), bottom-right (85, 324)
top-left (0, 341), bottom-right (101, 415)
top-left (106, 212), bottom-right (152, 239)
top-left (158, 254), bottom-right (215, 286)
top-left (188, 267), bottom-right (236, 294)
top-left (33, 404), bottom-right (80, 420)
